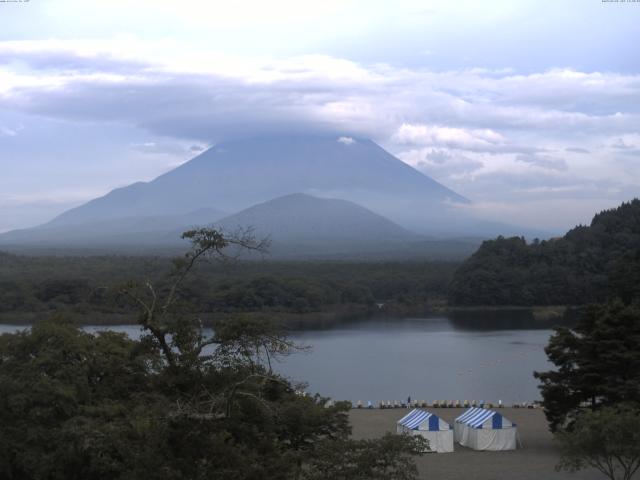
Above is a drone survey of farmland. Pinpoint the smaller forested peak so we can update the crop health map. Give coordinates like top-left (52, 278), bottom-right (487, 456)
top-left (448, 198), bottom-right (640, 307)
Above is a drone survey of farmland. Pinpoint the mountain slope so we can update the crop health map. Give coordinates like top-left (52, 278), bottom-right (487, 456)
top-left (0, 208), bottom-right (226, 248)
top-left (45, 135), bottom-right (468, 229)
top-left (214, 193), bottom-right (417, 246)
top-left (208, 193), bottom-right (482, 259)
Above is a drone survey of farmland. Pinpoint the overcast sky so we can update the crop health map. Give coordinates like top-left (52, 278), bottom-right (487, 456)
top-left (0, 0), bottom-right (639, 232)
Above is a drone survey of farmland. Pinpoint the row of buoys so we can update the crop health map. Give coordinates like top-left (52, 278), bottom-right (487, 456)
top-left (331, 398), bottom-right (537, 409)
top-left (354, 399), bottom-right (519, 409)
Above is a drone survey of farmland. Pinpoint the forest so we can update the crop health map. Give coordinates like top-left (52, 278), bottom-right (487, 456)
top-left (0, 252), bottom-right (457, 325)
top-left (448, 199), bottom-right (640, 306)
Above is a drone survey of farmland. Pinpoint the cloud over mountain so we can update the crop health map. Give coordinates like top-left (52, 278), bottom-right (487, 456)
top-left (0, 36), bottom-right (639, 231)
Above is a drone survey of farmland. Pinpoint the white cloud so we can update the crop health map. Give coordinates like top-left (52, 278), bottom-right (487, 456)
top-left (129, 140), bottom-right (206, 156)
top-left (337, 136), bottom-right (355, 145)
top-left (1, 39), bottom-right (638, 141)
top-left (392, 123), bottom-right (505, 149)
top-left (398, 148), bottom-right (484, 179)
top-left (515, 154), bottom-right (568, 171)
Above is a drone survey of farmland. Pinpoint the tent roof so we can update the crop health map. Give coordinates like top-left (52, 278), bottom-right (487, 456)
top-left (455, 407), bottom-right (483, 423)
top-left (455, 407), bottom-right (515, 429)
top-left (397, 409), bottom-right (447, 430)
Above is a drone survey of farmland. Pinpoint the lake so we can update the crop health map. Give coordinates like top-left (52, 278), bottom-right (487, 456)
top-left (0, 313), bottom-right (556, 404)
top-left (281, 315), bottom-right (554, 405)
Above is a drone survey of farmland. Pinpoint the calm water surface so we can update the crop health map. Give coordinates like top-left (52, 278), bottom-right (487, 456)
top-left (0, 314), bottom-right (555, 404)
top-left (282, 316), bottom-right (553, 404)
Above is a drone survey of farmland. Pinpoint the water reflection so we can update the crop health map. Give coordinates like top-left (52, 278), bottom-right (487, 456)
top-left (285, 307), bottom-right (575, 332)
top-left (447, 308), bottom-right (573, 331)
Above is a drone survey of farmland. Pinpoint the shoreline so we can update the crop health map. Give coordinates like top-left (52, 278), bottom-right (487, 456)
top-left (349, 408), bottom-right (601, 479)
top-left (0, 304), bottom-right (577, 329)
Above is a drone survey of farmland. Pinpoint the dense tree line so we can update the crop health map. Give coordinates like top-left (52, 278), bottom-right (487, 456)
top-left (0, 253), bottom-right (456, 322)
top-left (448, 199), bottom-right (640, 306)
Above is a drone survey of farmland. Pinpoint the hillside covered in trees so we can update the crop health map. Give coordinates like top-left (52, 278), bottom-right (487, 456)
top-left (448, 199), bottom-right (640, 306)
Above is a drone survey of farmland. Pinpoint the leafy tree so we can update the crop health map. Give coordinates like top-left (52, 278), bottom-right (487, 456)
top-left (556, 405), bottom-right (640, 480)
top-left (0, 228), bottom-right (425, 479)
top-left (303, 433), bottom-right (428, 480)
top-left (0, 318), bottom-right (156, 480)
top-left (534, 301), bottom-right (640, 431)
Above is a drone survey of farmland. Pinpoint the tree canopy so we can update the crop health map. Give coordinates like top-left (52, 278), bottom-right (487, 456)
top-left (556, 404), bottom-right (640, 480)
top-left (0, 228), bottom-right (425, 479)
top-left (0, 251), bottom-right (456, 324)
top-left (449, 199), bottom-right (640, 306)
top-left (534, 301), bottom-right (640, 431)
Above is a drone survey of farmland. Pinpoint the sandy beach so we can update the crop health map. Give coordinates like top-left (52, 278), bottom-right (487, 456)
top-left (349, 408), bottom-right (604, 480)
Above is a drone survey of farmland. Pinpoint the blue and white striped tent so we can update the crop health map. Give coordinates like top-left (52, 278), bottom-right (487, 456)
top-left (396, 409), bottom-right (453, 453)
top-left (454, 407), bottom-right (518, 451)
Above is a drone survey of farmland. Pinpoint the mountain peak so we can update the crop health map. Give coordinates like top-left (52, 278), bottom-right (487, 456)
top-left (214, 193), bottom-right (419, 256)
top-left (7, 134), bottom-right (469, 239)
top-left (146, 133), bottom-right (467, 211)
